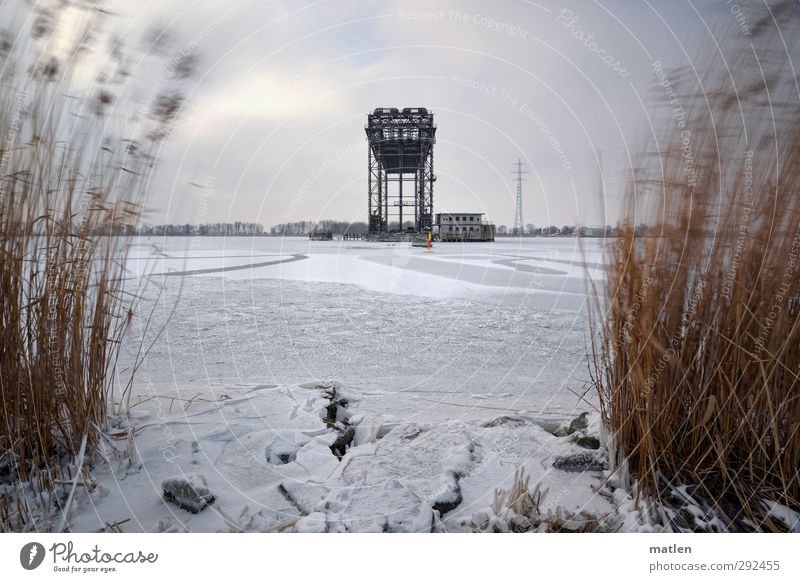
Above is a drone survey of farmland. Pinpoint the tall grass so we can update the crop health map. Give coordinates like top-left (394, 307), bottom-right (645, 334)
top-left (590, 10), bottom-right (800, 531)
top-left (0, 2), bottom-right (190, 530)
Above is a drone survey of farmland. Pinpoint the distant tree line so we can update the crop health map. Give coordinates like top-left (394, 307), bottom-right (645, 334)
top-left (132, 222), bottom-right (265, 236)
top-left (104, 220), bottom-right (367, 237)
top-left (496, 224), bottom-right (619, 237)
top-left (269, 221), bottom-right (369, 235)
top-left (105, 221), bottom-right (633, 238)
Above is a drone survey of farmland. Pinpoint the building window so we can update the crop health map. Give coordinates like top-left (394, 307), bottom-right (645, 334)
top-left (470, 216), bottom-right (474, 221)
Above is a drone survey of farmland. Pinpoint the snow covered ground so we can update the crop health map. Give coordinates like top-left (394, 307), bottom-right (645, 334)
top-left (64, 236), bottom-right (653, 532)
top-left (122, 236), bottom-right (607, 419)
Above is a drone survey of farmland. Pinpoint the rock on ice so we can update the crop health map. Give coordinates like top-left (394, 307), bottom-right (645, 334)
top-left (162, 474), bottom-right (216, 513)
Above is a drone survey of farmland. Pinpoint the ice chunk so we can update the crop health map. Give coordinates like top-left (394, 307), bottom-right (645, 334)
top-left (278, 481), bottom-right (329, 515)
top-left (567, 412), bottom-right (589, 435)
top-left (295, 439), bottom-right (339, 476)
top-left (552, 451), bottom-right (606, 472)
top-left (322, 479), bottom-right (434, 532)
top-left (265, 439), bottom-right (300, 465)
top-left (162, 474), bottom-right (215, 514)
top-left (762, 499), bottom-right (800, 532)
top-left (430, 472), bottom-right (462, 515)
top-left (350, 413), bottom-right (398, 447)
top-left (296, 512), bottom-right (328, 533)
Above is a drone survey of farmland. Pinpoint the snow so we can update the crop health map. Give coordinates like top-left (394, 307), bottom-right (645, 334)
top-left (762, 500), bottom-right (800, 532)
top-left (65, 381), bottom-right (642, 532)
top-left (120, 236), bottom-right (604, 422)
top-left (56, 236), bottom-right (651, 532)
top-left (126, 235), bottom-right (606, 309)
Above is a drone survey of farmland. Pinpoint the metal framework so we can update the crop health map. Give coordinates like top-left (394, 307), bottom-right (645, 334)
top-left (512, 158), bottom-right (528, 235)
top-left (366, 107), bottom-right (436, 235)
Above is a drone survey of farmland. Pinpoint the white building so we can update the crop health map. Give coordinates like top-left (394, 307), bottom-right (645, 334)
top-left (435, 213), bottom-right (495, 242)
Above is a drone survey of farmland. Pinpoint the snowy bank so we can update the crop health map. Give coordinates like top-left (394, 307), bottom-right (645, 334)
top-left (54, 381), bottom-right (660, 533)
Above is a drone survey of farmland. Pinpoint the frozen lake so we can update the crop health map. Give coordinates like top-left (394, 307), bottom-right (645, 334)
top-left (73, 235), bottom-right (620, 533)
top-left (121, 236), bottom-right (609, 421)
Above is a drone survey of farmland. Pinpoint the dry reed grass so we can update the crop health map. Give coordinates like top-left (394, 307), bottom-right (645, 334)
top-left (474, 468), bottom-right (607, 532)
top-left (589, 6), bottom-right (800, 531)
top-left (0, 2), bottom-right (191, 530)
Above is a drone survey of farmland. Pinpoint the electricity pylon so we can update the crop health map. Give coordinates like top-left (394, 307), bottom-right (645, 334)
top-left (512, 158), bottom-right (529, 236)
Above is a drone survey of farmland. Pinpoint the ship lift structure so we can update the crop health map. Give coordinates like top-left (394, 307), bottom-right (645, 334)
top-left (366, 107), bottom-right (436, 237)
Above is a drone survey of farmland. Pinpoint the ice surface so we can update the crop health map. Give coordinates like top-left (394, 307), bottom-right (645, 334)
top-left (119, 237), bottom-right (603, 422)
top-left (60, 237), bottom-right (632, 532)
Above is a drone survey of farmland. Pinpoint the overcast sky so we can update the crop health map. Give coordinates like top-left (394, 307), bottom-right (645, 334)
top-left (12, 0), bottom-right (790, 228)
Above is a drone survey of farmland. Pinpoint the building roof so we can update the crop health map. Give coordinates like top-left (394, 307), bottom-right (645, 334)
top-left (435, 212), bottom-right (485, 216)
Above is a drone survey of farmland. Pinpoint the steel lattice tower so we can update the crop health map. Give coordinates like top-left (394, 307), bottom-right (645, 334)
top-left (512, 158), bottom-right (528, 235)
top-left (366, 108), bottom-right (436, 235)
